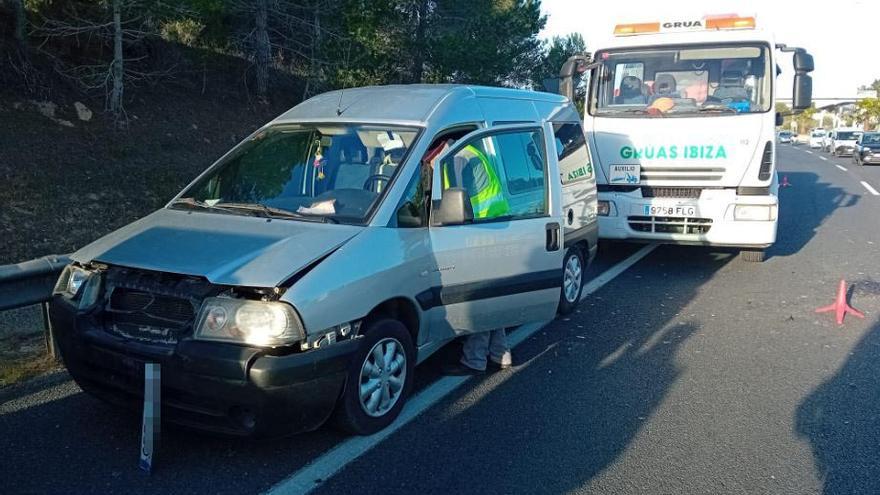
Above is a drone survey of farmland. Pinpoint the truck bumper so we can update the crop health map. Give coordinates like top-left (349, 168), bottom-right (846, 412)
top-left (597, 189), bottom-right (777, 249)
top-left (50, 296), bottom-right (357, 437)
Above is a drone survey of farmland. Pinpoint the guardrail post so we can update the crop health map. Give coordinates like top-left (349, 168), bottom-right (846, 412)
top-left (41, 301), bottom-right (59, 361)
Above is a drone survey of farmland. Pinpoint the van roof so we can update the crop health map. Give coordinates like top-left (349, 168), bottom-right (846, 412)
top-left (274, 84), bottom-right (568, 125)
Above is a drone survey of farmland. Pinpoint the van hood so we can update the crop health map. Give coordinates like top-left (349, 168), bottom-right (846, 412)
top-left (590, 113), bottom-right (765, 187)
top-left (72, 209), bottom-right (363, 287)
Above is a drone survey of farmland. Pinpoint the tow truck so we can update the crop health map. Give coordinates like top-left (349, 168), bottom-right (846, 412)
top-left (559, 14), bottom-right (814, 261)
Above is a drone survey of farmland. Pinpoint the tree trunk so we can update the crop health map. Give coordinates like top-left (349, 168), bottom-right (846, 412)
top-left (109, 0), bottom-right (124, 118)
top-left (411, 0), bottom-right (429, 83)
top-left (254, 0), bottom-right (270, 98)
top-left (12, 0), bottom-right (26, 49)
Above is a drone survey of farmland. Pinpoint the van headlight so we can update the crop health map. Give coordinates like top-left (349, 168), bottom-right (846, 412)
top-left (54, 265), bottom-right (103, 308)
top-left (734, 204), bottom-right (776, 221)
top-left (195, 298), bottom-right (305, 347)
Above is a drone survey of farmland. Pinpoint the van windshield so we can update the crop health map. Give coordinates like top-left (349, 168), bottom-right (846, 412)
top-left (175, 124), bottom-right (419, 224)
top-left (591, 43), bottom-right (772, 118)
top-left (836, 132), bottom-right (857, 140)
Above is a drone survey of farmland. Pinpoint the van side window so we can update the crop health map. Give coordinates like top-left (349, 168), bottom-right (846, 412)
top-left (439, 129), bottom-right (547, 222)
top-left (394, 126), bottom-right (477, 228)
top-left (553, 122), bottom-right (593, 184)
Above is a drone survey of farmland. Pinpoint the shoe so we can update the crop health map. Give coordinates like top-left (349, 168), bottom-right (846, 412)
top-left (487, 350), bottom-right (513, 371)
top-left (440, 362), bottom-right (485, 376)
top-left (486, 359), bottom-right (513, 372)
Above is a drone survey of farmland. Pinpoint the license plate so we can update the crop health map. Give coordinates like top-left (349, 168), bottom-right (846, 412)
top-left (609, 164), bottom-right (640, 184)
top-left (635, 204), bottom-right (697, 217)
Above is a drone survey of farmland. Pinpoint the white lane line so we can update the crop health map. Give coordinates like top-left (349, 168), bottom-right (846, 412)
top-left (265, 243), bottom-right (659, 495)
top-left (836, 164), bottom-right (848, 172)
top-left (861, 181), bottom-right (880, 196)
top-left (819, 156), bottom-right (828, 161)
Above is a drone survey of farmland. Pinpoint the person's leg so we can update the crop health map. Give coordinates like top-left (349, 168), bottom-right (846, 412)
top-left (488, 328), bottom-right (512, 367)
top-left (460, 331), bottom-right (490, 371)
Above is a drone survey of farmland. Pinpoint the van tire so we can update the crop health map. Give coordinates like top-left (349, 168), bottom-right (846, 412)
top-left (331, 319), bottom-right (415, 436)
top-left (740, 249), bottom-right (766, 263)
top-left (557, 247), bottom-right (585, 315)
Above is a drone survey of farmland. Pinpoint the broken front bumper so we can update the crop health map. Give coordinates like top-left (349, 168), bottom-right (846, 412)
top-left (50, 296), bottom-right (357, 437)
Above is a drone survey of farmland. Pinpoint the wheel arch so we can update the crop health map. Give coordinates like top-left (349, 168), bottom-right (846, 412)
top-left (363, 297), bottom-right (421, 345)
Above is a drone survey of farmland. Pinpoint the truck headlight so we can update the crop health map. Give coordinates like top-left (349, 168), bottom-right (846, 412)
top-left (734, 204), bottom-right (776, 221)
top-left (597, 200), bottom-right (611, 216)
top-left (195, 298), bottom-right (305, 347)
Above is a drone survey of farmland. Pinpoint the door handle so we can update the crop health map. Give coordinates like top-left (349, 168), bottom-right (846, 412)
top-left (545, 222), bottom-right (560, 252)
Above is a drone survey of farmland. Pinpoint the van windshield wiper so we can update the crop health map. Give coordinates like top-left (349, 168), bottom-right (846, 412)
top-left (217, 202), bottom-right (339, 223)
top-left (168, 197), bottom-right (238, 215)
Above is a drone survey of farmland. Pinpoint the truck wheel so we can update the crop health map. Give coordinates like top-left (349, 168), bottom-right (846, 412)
top-left (331, 318), bottom-right (414, 435)
top-left (740, 249), bottom-right (766, 263)
top-left (557, 247), bottom-right (585, 315)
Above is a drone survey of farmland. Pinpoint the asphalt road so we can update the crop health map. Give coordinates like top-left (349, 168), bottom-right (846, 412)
top-left (2, 144), bottom-right (880, 494)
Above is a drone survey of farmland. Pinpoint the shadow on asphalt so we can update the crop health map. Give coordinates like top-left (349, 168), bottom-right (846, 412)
top-left (796, 316), bottom-right (880, 495)
top-left (313, 244), bottom-right (738, 494)
top-left (770, 172), bottom-right (859, 260)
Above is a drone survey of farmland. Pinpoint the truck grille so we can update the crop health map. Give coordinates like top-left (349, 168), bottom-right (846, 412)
top-left (640, 187), bottom-right (702, 199)
top-left (628, 216), bottom-right (713, 235)
top-left (640, 166), bottom-right (724, 182)
top-left (102, 267), bottom-right (214, 345)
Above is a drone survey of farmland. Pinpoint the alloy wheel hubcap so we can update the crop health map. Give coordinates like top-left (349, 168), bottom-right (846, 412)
top-left (359, 337), bottom-right (407, 417)
top-left (563, 254), bottom-right (583, 303)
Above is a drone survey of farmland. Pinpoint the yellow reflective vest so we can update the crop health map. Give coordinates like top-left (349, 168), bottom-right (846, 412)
top-left (442, 144), bottom-right (509, 219)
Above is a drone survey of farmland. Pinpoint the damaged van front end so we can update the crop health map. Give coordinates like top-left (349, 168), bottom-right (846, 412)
top-left (49, 210), bottom-right (366, 436)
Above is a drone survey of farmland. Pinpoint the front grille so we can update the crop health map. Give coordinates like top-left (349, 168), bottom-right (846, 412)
top-left (628, 216), bottom-right (713, 235)
top-left (640, 186), bottom-right (702, 199)
top-left (640, 166), bottom-right (725, 182)
top-left (101, 267), bottom-right (214, 345)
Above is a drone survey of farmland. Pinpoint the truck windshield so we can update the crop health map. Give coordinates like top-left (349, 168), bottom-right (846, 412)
top-left (590, 43), bottom-right (772, 118)
top-left (176, 124), bottom-right (419, 224)
top-left (836, 132), bottom-right (857, 140)
top-left (863, 133), bottom-right (880, 144)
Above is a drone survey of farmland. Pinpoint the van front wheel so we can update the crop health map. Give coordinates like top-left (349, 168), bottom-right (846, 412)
top-left (331, 319), bottom-right (415, 435)
top-left (557, 247), bottom-right (585, 315)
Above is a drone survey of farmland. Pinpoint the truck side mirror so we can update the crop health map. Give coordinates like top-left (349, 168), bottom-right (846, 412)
top-left (793, 74), bottom-right (812, 110)
top-left (776, 112), bottom-right (784, 127)
top-left (793, 50), bottom-right (814, 72)
top-left (792, 49), bottom-right (814, 110)
top-left (434, 188), bottom-right (474, 226)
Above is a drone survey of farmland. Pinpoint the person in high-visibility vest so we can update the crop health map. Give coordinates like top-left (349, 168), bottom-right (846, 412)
top-left (438, 141), bottom-right (513, 375)
top-left (441, 144), bottom-right (510, 219)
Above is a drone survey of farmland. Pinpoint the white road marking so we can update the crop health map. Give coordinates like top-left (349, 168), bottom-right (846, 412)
top-left (861, 181), bottom-right (880, 196)
top-left (265, 244), bottom-right (659, 495)
top-left (806, 150), bottom-right (813, 155)
top-left (836, 164), bottom-right (848, 172)
top-left (819, 156), bottom-right (827, 161)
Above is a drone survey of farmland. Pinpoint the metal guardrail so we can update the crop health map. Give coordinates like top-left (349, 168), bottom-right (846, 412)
top-left (0, 254), bottom-right (71, 358)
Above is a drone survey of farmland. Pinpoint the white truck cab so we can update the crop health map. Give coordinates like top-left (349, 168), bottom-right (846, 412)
top-left (559, 14), bottom-right (814, 262)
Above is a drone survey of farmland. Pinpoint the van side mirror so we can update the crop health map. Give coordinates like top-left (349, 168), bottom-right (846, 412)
top-left (434, 188), bottom-right (473, 226)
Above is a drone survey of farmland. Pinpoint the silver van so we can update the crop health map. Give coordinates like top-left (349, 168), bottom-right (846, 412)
top-left (49, 85), bottom-right (598, 436)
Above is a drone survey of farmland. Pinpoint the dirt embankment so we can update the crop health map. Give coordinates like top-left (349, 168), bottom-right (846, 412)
top-left (1, 47), bottom-right (305, 266)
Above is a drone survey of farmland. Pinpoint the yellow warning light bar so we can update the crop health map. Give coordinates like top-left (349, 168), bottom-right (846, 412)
top-left (613, 15), bottom-right (756, 36)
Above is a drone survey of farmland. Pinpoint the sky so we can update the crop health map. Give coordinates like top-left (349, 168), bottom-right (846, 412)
top-left (539, 0), bottom-right (877, 99)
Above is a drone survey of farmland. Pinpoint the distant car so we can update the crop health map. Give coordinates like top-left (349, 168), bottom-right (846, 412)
top-left (828, 128), bottom-right (862, 156)
top-left (809, 129), bottom-right (826, 149)
top-left (777, 131), bottom-right (793, 143)
top-left (854, 132), bottom-right (880, 166)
